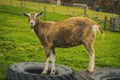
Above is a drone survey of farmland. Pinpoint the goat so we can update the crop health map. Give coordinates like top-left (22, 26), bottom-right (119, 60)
top-left (23, 12), bottom-right (103, 75)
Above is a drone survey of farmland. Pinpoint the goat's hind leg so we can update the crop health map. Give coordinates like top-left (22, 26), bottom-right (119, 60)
top-left (84, 42), bottom-right (95, 74)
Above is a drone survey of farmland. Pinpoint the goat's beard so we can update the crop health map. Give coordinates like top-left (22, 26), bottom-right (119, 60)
top-left (30, 23), bottom-right (35, 33)
top-left (30, 25), bottom-right (35, 28)
top-left (31, 28), bottom-right (34, 33)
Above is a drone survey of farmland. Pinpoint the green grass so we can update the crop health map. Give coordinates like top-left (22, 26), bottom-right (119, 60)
top-left (0, 0), bottom-right (115, 20)
top-left (0, 4), bottom-right (120, 80)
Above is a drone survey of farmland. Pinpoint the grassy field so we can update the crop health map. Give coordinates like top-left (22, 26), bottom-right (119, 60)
top-left (0, 0), bottom-right (114, 20)
top-left (0, 4), bottom-right (120, 80)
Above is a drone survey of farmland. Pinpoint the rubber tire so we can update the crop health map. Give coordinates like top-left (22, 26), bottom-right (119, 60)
top-left (74, 68), bottom-right (120, 80)
top-left (6, 62), bottom-right (75, 80)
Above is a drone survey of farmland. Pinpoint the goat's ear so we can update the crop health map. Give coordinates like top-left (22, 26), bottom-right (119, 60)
top-left (23, 13), bottom-right (29, 17)
top-left (36, 12), bottom-right (43, 17)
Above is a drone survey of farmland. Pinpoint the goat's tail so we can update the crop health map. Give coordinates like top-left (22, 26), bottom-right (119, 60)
top-left (96, 25), bottom-right (104, 39)
top-left (98, 27), bottom-right (104, 35)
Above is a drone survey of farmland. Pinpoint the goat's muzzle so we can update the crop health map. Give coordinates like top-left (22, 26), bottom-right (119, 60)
top-left (30, 20), bottom-right (35, 28)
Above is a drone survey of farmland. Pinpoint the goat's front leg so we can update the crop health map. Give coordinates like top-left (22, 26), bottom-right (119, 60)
top-left (41, 48), bottom-right (51, 75)
top-left (49, 48), bottom-right (56, 75)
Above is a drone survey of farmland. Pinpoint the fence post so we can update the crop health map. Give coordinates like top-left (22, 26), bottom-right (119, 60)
top-left (72, 11), bottom-right (75, 16)
top-left (110, 17), bottom-right (113, 31)
top-left (23, 0), bottom-right (25, 8)
top-left (83, 6), bottom-right (86, 17)
top-left (53, 5), bottom-right (56, 13)
top-left (84, 6), bottom-right (89, 18)
top-left (110, 17), bottom-right (115, 31)
top-left (104, 16), bottom-right (107, 30)
top-left (66, 4), bottom-right (70, 15)
top-left (38, 0), bottom-right (40, 11)
top-left (10, 0), bottom-right (12, 6)
top-left (44, 6), bottom-right (46, 21)
top-left (20, 0), bottom-right (23, 16)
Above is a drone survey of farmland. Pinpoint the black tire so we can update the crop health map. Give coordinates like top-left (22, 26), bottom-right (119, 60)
top-left (6, 62), bottom-right (75, 80)
top-left (74, 68), bottom-right (120, 80)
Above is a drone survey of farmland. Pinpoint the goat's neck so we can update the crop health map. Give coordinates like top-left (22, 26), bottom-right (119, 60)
top-left (33, 18), bottom-right (44, 36)
top-left (35, 18), bottom-right (44, 27)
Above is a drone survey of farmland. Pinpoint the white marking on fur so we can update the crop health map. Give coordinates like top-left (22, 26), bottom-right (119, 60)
top-left (28, 13), bottom-right (30, 17)
top-left (28, 13), bottom-right (36, 27)
top-left (92, 24), bottom-right (101, 33)
top-left (42, 57), bottom-right (50, 74)
top-left (42, 53), bottom-right (56, 75)
top-left (89, 53), bottom-right (95, 71)
top-left (30, 20), bottom-right (35, 27)
top-left (35, 13), bottom-right (38, 18)
top-left (92, 25), bottom-right (97, 33)
top-left (50, 53), bottom-right (56, 75)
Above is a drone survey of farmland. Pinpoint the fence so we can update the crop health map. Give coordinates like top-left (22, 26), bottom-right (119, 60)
top-left (0, 0), bottom-right (107, 18)
top-left (110, 16), bottom-right (120, 32)
top-left (0, 0), bottom-right (120, 32)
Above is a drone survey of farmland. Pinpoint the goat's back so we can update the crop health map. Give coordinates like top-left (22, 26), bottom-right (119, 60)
top-left (47, 17), bottom-right (97, 48)
top-left (47, 17), bottom-right (96, 47)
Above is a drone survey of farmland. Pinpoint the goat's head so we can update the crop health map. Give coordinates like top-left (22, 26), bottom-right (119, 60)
top-left (23, 12), bottom-right (43, 28)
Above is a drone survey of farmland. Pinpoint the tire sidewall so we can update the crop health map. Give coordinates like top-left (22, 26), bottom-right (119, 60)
top-left (7, 62), bottom-right (74, 80)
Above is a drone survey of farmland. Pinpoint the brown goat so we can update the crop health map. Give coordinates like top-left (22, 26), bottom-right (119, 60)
top-left (23, 12), bottom-right (103, 75)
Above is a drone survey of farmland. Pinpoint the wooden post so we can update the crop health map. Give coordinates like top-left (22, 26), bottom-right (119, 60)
top-left (110, 17), bottom-right (115, 31)
top-left (10, 0), bottom-right (12, 6)
top-left (53, 5), bottom-right (56, 13)
top-left (44, 6), bottom-right (46, 21)
top-left (110, 17), bottom-right (113, 31)
top-left (38, 0), bottom-right (40, 11)
top-left (84, 6), bottom-right (86, 17)
top-left (23, 0), bottom-right (25, 8)
top-left (72, 11), bottom-right (75, 16)
top-left (84, 6), bottom-right (89, 18)
top-left (57, 0), bottom-right (61, 5)
top-left (66, 4), bottom-right (70, 15)
top-left (113, 18), bottom-right (116, 31)
top-left (20, 0), bottom-right (23, 16)
top-left (104, 16), bottom-right (107, 30)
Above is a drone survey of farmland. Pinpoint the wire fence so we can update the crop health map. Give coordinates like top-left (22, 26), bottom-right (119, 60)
top-left (0, 0), bottom-right (120, 32)
top-left (0, 0), bottom-right (104, 18)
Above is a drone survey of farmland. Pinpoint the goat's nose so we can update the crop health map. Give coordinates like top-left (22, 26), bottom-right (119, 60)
top-left (30, 20), bottom-right (35, 27)
top-left (31, 22), bottom-right (33, 25)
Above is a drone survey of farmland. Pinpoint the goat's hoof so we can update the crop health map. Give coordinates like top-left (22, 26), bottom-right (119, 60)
top-left (87, 69), bottom-right (94, 74)
top-left (41, 71), bottom-right (47, 76)
top-left (41, 73), bottom-right (46, 76)
top-left (50, 72), bottom-right (55, 76)
top-left (50, 73), bottom-right (55, 76)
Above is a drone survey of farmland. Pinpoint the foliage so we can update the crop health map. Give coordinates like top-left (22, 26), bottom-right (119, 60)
top-left (74, 0), bottom-right (120, 14)
top-left (61, 0), bottom-right (120, 14)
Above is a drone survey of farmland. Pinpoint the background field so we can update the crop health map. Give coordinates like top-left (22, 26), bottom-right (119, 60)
top-left (0, 0), bottom-right (114, 20)
top-left (0, 3), bottom-right (120, 80)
